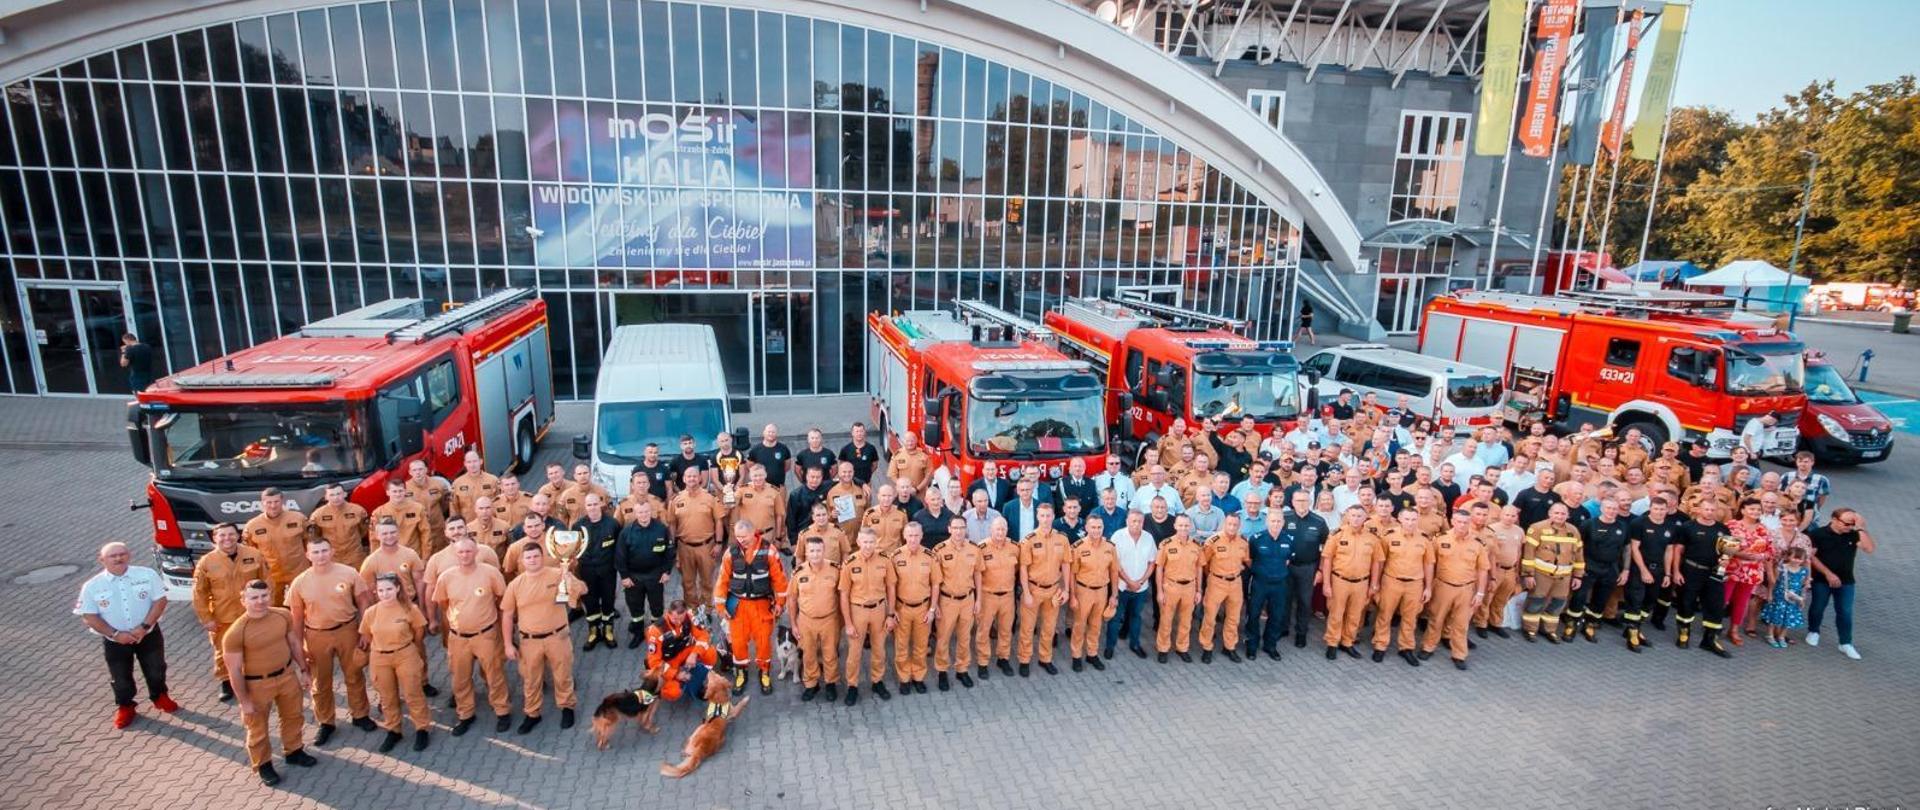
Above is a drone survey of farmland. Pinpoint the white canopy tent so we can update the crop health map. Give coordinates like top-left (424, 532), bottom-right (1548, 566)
top-left (1683, 260), bottom-right (1812, 313)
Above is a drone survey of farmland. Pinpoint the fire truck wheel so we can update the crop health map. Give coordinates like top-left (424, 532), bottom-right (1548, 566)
top-left (511, 422), bottom-right (535, 473)
top-left (1616, 419), bottom-right (1667, 451)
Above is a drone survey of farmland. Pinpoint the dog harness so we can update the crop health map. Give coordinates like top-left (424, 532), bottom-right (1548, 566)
top-left (633, 688), bottom-right (657, 707)
top-left (704, 700), bottom-right (731, 721)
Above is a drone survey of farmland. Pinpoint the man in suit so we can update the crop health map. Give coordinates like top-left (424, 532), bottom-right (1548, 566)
top-left (1053, 458), bottom-right (1098, 517)
top-left (967, 461), bottom-right (1015, 509)
top-left (1000, 478), bottom-right (1045, 541)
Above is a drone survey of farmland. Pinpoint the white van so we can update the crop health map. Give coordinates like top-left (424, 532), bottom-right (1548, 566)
top-left (1301, 344), bottom-right (1505, 433)
top-left (575, 324), bottom-right (745, 493)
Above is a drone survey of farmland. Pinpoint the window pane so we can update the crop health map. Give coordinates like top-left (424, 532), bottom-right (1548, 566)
top-left (582, 0), bottom-right (613, 99)
top-left (422, 0), bottom-right (460, 91)
top-left (517, 0), bottom-right (551, 95)
top-left (487, 0), bottom-right (522, 93)
top-left (359, 4), bottom-right (397, 88)
top-left (328, 8), bottom-right (363, 87)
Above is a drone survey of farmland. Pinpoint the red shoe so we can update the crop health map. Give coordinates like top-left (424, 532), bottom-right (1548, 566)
top-left (152, 694), bottom-right (181, 714)
top-left (113, 706), bottom-right (137, 729)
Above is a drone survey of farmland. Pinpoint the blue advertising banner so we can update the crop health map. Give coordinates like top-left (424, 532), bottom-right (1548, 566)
top-left (1567, 7), bottom-right (1619, 166)
top-left (527, 102), bottom-right (815, 272)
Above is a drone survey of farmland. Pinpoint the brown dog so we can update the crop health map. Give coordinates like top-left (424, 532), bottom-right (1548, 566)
top-left (660, 656), bottom-right (748, 778)
top-left (590, 670), bottom-right (665, 750)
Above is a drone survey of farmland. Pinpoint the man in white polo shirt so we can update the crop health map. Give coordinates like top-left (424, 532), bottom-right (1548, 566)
top-left (75, 542), bottom-right (177, 729)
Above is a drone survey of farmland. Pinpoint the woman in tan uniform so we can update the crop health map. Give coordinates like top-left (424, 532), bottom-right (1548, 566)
top-left (360, 573), bottom-right (431, 753)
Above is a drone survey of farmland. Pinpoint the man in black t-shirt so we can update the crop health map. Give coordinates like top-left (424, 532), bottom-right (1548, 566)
top-left (838, 422), bottom-right (880, 486)
top-left (1511, 470), bottom-right (1560, 529)
top-left (1672, 501), bottom-right (1733, 658)
top-left (1806, 508), bottom-right (1876, 659)
top-left (794, 428), bottom-right (838, 478)
top-left (119, 333), bottom-right (154, 391)
top-left (1623, 495), bottom-right (1683, 648)
top-left (745, 424), bottom-right (793, 488)
top-left (665, 435), bottom-right (711, 494)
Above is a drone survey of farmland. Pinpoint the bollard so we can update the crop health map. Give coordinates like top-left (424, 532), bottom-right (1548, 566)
top-left (1859, 349), bottom-right (1873, 383)
top-left (1894, 310), bottom-right (1913, 334)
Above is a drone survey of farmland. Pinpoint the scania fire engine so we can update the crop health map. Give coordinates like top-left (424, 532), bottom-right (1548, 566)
top-left (127, 288), bottom-right (556, 598)
top-left (1044, 294), bottom-right (1312, 456)
top-left (1419, 289), bottom-right (1805, 457)
top-left (867, 301), bottom-right (1108, 489)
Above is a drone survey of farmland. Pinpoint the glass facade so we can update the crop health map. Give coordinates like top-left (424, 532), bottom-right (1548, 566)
top-left (0, 0), bottom-right (1302, 398)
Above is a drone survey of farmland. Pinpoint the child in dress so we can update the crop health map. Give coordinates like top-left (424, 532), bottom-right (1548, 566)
top-left (1762, 547), bottom-right (1811, 648)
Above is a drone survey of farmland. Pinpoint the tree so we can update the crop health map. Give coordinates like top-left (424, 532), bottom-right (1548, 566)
top-left (1552, 107), bottom-right (1744, 267)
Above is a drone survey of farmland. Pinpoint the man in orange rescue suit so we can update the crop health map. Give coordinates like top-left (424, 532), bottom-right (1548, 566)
top-left (432, 536), bottom-right (514, 735)
top-left (713, 519), bottom-right (788, 695)
top-left (785, 535), bottom-right (842, 703)
top-left (1196, 513), bottom-right (1251, 663)
top-left (1016, 502), bottom-right (1071, 676)
top-left (192, 522), bottom-right (266, 704)
top-left (644, 600), bottom-right (719, 703)
top-left (1372, 509), bottom-right (1434, 666)
top-left (1322, 506), bottom-right (1383, 661)
top-left (244, 487), bottom-right (310, 606)
top-left (1154, 515), bottom-right (1203, 663)
top-left (501, 543), bottom-right (586, 733)
top-left (838, 526), bottom-right (895, 706)
top-left (286, 536), bottom-right (374, 746)
top-left (974, 517), bottom-right (1020, 679)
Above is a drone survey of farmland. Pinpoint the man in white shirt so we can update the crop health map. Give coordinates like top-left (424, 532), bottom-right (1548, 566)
top-left (1131, 465), bottom-right (1185, 515)
top-left (1186, 489), bottom-right (1225, 535)
top-left (1738, 413), bottom-right (1777, 457)
top-left (76, 542), bottom-right (178, 729)
top-left (963, 489), bottom-right (998, 543)
top-left (1104, 510), bottom-right (1158, 658)
top-left (1441, 438), bottom-right (1488, 483)
top-left (1497, 462), bottom-right (1543, 501)
top-left (1091, 456), bottom-right (1137, 511)
top-left (1331, 468), bottom-right (1369, 515)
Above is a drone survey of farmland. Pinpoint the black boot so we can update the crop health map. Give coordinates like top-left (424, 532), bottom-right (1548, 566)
top-left (1700, 628), bottom-right (1732, 658)
top-left (1018, 662), bottom-right (1031, 678)
top-left (495, 715), bottom-right (512, 733)
top-left (257, 763), bottom-right (280, 786)
top-left (873, 683), bottom-right (892, 701)
top-left (976, 664), bottom-right (990, 680)
top-left (1371, 649), bottom-right (1386, 662)
top-left (801, 685), bottom-right (819, 702)
top-left (219, 680), bottom-right (236, 703)
top-left (314, 723), bottom-right (336, 746)
top-left (844, 687), bottom-right (860, 707)
top-left (1157, 652), bottom-right (1168, 663)
top-left (938, 672), bottom-right (950, 691)
top-left (1489, 626), bottom-right (1510, 639)
top-left (956, 672), bottom-right (974, 688)
top-left (1325, 646), bottom-right (1338, 661)
top-left (451, 716), bottom-right (475, 736)
top-left (628, 625), bottom-right (646, 649)
top-left (517, 715), bottom-right (541, 734)
top-left (1400, 650), bottom-right (1421, 667)
top-left (824, 683), bottom-right (838, 702)
top-left (413, 730), bottom-right (430, 751)
top-left (1224, 649), bottom-right (1243, 663)
top-left (1200, 650), bottom-right (1213, 664)
top-left (422, 682), bottom-right (440, 697)
top-left (1088, 655), bottom-right (1106, 671)
top-left (351, 716), bottom-right (378, 732)
top-left (560, 708), bottom-right (574, 729)
top-left (997, 659), bottom-right (1014, 677)
top-left (1039, 661), bottom-right (1057, 675)
top-left (379, 731), bottom-right (403, 752)
top-left (1475, 626), bottom-right (1488, 639)
top-left (1071, 658), bottom-right (1084, 672)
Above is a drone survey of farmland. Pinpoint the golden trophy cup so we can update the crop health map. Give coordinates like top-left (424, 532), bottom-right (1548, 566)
top-left (718, 457), bottom-right (741, 506)
top-left (545, 529), bottom-right (586, 603)
top-left (1712, 532), bottom-right (1741, 578)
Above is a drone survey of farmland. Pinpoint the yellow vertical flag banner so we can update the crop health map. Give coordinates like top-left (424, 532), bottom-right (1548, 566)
top-left (1631, 4), bottom-right (1689, 161)
top-left (1473, 0), bottom-right (1529, 156)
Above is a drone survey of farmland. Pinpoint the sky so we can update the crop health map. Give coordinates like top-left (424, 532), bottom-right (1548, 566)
top-left (1668, 0), bottom-right (1920, 120)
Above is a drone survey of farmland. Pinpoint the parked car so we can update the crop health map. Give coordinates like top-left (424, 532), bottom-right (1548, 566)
top-left (1797, 352), bottom-right (1893, 464)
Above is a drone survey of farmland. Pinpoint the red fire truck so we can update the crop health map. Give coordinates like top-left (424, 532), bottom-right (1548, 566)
top-left (1418, 289), bottom-right (1805, 457)
top-left (127, 288), bottom-right (555, 597)
top-left (867, 301), bottom-right (1108, 488)
top-left (1044, 295), bottom-right (1312, 456)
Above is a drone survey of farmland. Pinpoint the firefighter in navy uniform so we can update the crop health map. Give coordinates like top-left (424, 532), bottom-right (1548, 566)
top-left (1673, 500), bottom-right (1735, 658)
top-left (614, 500), bottom-right (675, 648)
top-left (570, 493), bottom-right (624, 651)
top-left (1622, 495), bottom-right (1683, 651)
top-left (1564, 497), bottom-right (1632, 644)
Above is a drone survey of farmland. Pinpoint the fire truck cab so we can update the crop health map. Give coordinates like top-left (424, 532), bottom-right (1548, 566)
top-left (1419, 289), bottom-right (1805, 457)
top-left (1044, 295), bottom-right (1312, 457)
top-left (867, 302), bottom-right (1108, 489)
top-left (126, 288), bottom-right (555, 598)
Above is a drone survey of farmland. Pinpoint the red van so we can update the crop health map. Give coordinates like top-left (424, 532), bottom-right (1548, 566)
top-left (1797, 353), bottom-right (1894, 464)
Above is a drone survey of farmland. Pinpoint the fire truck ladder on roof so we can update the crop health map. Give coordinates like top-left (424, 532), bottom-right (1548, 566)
top-left (954, 299), bottom-right (1051, 342)
top-left (1555, 289), bottom-right (1738, 318)
top-left (1107, 291), bottom-right (1251, 331)
top-left (387, 288), bottom-right (537, 344)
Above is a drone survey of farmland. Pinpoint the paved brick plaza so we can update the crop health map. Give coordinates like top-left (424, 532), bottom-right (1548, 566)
top-left (1, 400), bottom-right (1914, 809)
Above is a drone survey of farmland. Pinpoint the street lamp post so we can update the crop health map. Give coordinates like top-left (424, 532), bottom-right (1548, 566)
top-left (1784, 150), bottom-right (1819, 324)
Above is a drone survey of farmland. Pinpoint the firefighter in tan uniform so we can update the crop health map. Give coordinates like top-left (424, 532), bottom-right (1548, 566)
top-left (222, 581), bottom-right (315, 786)
top-left (361, 519), bottom-right (428, 606)
top-left (862, 486), bottom-right (910, 557)
top-left (666, 467), bottom-right (728, 610)
top-left (885, 432), bottom-right (932, 494)
top-left (796, 504), bottom-right (848, 565)
top-left (614, 473), bottom-right (668, 528)
top-left (534, 463), bottom-right (570, 521)
top-left (1321, 506), bottom-right (1383, 659)
top-left (360, 571), bottom-right (431, 752)
top-left (784, 535), bottom-right (842, 703)
top-left (973, 517), bottom-right (1020, 679)
top-left (1372, 509), bottom-right (1434, 665)
top-left (466, 497), bottom-right (513, 560)
top-left (732, 465), bottom-right (786, 541)
top-left (1196, 514), bottom-right (1251, 663)
top-left (192, 522), bottom-right (266, 703)
top-left (839, 527), bottom-right (896, 705)
top-left (931, 516), bottom-right (982, 691)
top-left (244, 488), bottom-right (310, 606)
top-left (307, 483), bottom-right (370, 569)
top-left (493, 476), bottom-right (535, 530)
top-left (432, 536), bottom-right (514, 735)
top-left (1413, 490), bottom-right (1449, 538)
top-left (502, 512), bottom-right (555, 582)
top-left (450, 450), bottom-right (500, 521)
top-left (1520, 502), bottom-right (1585, 642)
top-left (1015, 502), bottom-right (1071, 675)
top-left (1066, 514), bottom-right (1119, 671)
top-left (1153, 515), bottom-right (1203, 662)
top-left (890, 523), bottom-right (937, 693)
top-left (404, 459), bottom-right (454, 555)
top-left (1473, 505), bottom-right (1527, 638)
top-left (372, 479), bottom-right (432, 562)
top-left (1175, 457), bottom-right (1215, 507)
top-left (827, 462), bottom-right (871, 544)
top-left (556, 464), bottom-right (611, 532)
top-left (501, 543), bottom-right (587, 733)
top-left (1420, 512), bottom-right (1490, 669)
top-left (286, 537), bottom-right (373, 744)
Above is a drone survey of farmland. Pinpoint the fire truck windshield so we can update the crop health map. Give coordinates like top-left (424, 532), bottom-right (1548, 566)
top-left (148, 404), bottom-right (372, 482)
top-left (1190, 352), bottom-right (1302, 420)
top-left (1724, 344), bottom-right (1806, 396)
top-left (965, 392), bottom-right (1106, 459)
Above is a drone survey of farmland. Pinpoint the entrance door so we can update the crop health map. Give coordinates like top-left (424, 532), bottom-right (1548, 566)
top-left (1375, 276), bottom-right (1441, 334)
top-left (18, 281), bottom-right (134, 396)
